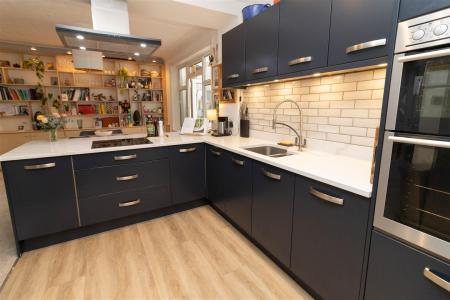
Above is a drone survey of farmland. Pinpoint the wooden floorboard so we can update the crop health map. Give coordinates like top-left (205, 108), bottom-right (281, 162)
top-left (0, 206), bottom-right (312, 300)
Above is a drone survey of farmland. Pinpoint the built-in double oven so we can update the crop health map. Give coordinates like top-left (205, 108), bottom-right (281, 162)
top-left (375, 8), bottom-right (450, 261)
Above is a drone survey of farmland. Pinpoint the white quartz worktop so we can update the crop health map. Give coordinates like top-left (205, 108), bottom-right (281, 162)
top-left (0, 133), bottom-right (373, 197)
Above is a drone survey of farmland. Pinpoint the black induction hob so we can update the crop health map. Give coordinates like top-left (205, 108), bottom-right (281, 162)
top-left (91, 138), bottom-right (152, 149)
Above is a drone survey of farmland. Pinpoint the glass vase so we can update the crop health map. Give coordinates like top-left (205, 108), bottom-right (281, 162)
top-left (49, 129), bottom-right (57, 142)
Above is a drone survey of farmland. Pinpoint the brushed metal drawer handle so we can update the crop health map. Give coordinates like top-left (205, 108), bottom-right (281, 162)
top-left (116, 174), bottom-right (139, 181)
top-left (114, 154), bottom-right (137, 161)
top-left (118, 199), bottom-right (141, 208)
top-left (310, 187), bottom-right (344, 206)
top-left (346, 38), bottom-right (387, 54)
top-left (424, 267), bottom-right (450, 292)
top-left (252, 67), bottom-right (269, 74)
top-left (227, 74), bottom-right (240, 79)
top-left (262, 168), bottom-right (281, 181)
top-left (210, 149), bottom-right (221, 156)
top-left (288, 56), bottom-right (312, 66)
top-left (179, 147), bottom-right (196, 153)
top-left (24, 162), bottom-right (56, 170)
top-left (232, 158), bottom-right (244, 166)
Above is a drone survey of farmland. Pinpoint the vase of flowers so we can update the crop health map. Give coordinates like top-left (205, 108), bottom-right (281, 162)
top-left (35, 113), bottom-right (66, 142)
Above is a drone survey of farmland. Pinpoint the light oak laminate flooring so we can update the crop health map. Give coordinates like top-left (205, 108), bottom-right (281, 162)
top-left (0, 206), bottom-right (312, 300)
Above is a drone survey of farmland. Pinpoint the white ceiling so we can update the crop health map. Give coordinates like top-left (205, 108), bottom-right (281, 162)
top-left (0, 0), bottom-right (259, 61)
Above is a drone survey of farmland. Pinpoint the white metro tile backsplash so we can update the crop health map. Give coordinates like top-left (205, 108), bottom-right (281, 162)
top-left (243, 68), bottom-right (386, 148)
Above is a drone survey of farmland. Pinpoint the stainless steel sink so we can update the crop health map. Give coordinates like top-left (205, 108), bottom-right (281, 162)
top-left (244, 146), bottom-right (293, 158)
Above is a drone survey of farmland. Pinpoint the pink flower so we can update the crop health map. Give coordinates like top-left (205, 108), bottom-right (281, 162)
top-left (41, 117), bottom-right (49, 124)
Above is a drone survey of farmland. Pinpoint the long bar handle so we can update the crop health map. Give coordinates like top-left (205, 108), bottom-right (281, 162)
top-left (288, 56), bottom-right (312, 66)
top-left (423, 267), bottom-right (450, 292)
top-left (262, 168), bottom-right (281, 181)
top-left (24, 162), bottom-right (56, 170)
top-left (227, 74), bottom-right (240, 79)
top-left (398, 48), bottom-right (450, 63)
top-left (116, 174), bottom-right (139, 182)
top-left (118, 199), bottom-right (141, 208)
top-left (179, 147), bottom-right (196, 153)
top-left (346, 38), bottom-right (387, 54)
top-left (252, 67), bottom-right (269, 74)
top-left (310, 187), bottom-right (344, 206)
top-left (210, 149), bottom-right (221, 156)
top-left (114, 154), bottom-right (137, 161)
top-left (232, 158), bottom-right (244, 166)
top-left (388, 136), bottom-right (450, 149)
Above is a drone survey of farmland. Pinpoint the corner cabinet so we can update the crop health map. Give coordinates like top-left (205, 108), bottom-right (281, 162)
top-left (2, 157), bottom-right (79, 240)
top-left (278, 0), bottom-right (332, 75)
top-left (245, 5), bottom-right (280, 81)
top-left (328, 0), bottom-right (398, 66)
top-left (290, 177), bottom-right (370, 300)
top-left (252, 161), bottom-right (295, 267)
top-left (222, 24), bottom-right (246, 87)
top-left (170, 144), bottom-right (205, 205)
top-left (365, 231), bottom-right (450, 300)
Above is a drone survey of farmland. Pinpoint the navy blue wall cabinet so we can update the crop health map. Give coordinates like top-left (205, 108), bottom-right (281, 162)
top-left (252, 161), bottom-right (295, 267)
top-left (222, 152), bottom-right (253, 235)
top-left (328, 0), bottom-right (397, 66)
top-left (278, 0), bottom-right (332, 75)
top-left (170, 144), bottom-right (205, 205)
top-left (206, 146), bottom-right (227, 213)
top-left (365, 231), bottom-right (450, 300)
top-left (245, 5), bottom-right (280, 81)
top-left (222, 24), bottom-right (246, 87)
top-left (2, 157), bottom-right (79, 240)
top-left (291, 176), bottom-right (370, 300)
top-left (399, 0), bottom-right (450, 21)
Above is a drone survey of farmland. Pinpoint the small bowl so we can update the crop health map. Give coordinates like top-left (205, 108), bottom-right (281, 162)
top-left (94, 130), bottom-right (113, 137)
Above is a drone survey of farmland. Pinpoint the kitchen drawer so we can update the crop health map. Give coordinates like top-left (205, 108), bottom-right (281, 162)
top-left (79, 185), bottom-right (171, 226)
top-left (72, 146), bottom-right (169, 170)
top-left (75, 159), bottom-right (170, 199)
top-left (365, 231), bottom-right (450, 299)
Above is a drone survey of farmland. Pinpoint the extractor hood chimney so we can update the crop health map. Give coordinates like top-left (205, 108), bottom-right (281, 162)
top-left (55, 0), bottom-right (161, 70)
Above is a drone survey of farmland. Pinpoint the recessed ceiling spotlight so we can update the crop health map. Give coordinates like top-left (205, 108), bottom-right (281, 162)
top-left (313, 73), bottom-right (321, 77)
top-left (102, 55), bottom-right (106, 58)
top-left (140, 43), bottom-right (147, 48)
top-left (30, 47), bottom-right (37, 51)
top-left (152, 59), bottom-right (157, 63)
top-left (128, 57), bottom-right (132, 60)
top-left (79, 46), bottom-right (86, 50)
top-left (134, 52), bottom-right (140, 56)
top-left (66, 51), bottom-right (72, 55)
top-left (76, 35), bottom-right (84, 40)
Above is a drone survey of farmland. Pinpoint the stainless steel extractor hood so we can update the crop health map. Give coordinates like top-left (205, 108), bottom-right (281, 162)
top-left (55, 0), bottom-right (161, 69)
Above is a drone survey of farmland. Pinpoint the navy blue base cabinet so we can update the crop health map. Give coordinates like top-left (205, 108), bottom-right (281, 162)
top-left (291, 177), bottom-right (370, 300)
top-left (206, 146), bottom-right (227, 213)
top-left (170, 144), bottom-right (205, 205)
top-left (2, 157), bottom-right (79, 240)
top-left (252, 161), bottom-right (295, 267)
top-left (365, 231), bottom-right (450, 300)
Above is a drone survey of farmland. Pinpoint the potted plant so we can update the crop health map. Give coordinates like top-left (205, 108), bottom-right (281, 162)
top-left (35, 113), bottom-right (66, 142)
top-left (23, 57), bottom-right (47, 110)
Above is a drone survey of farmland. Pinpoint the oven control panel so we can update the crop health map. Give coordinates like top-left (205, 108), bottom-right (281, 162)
top-left (396, 8), bottom-right (450, 53)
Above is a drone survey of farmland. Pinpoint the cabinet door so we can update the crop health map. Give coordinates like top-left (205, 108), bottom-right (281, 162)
top-left (278, 0), bottom-right (332, 75)
top-left (3, 157), bottom-right (79, 240)
top-left (365, 231), bottom-right (450, 300)
top-left (206, 146), bottom-right (226, 213)
top-left (291, 177), bottom-right (369, 300)
top-left (170, 144), bottom-right (205, 205)
top-left (252, 161), bottom-right (295, 267)
top-left (224, 152), bottom-right (253, 235)
top-left (222, 24), bottom-right (246, 87)
top-left (328, 0), bottom-right (397, 66)
top-left (245, 5), bottom-right (280, 81)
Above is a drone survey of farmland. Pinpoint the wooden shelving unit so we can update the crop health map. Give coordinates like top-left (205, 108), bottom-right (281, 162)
top-left (0, 53), bottom-right (168, 132)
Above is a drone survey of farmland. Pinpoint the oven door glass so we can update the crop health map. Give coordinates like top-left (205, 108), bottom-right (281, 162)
top-left (397, 55), bottom-right (450, 136)
top-left (384, 140), bottom-right (450, 242)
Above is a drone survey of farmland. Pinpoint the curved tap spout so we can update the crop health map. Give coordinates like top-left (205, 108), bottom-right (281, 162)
top-left (272, 99), bottom-right (305, 151)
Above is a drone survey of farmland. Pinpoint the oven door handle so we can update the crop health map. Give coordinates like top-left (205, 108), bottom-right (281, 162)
top-left (398, 47), bottom-right (450, 63)
top-left (388, 136), bottom-right (450, 149)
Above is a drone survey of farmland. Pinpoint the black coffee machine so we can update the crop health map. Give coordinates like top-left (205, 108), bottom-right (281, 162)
top-left (212, 116), bottom-right (232, 136)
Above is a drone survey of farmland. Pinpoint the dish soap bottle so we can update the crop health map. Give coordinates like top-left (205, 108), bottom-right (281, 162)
top-left (146, 115), bottom-right (156, 137)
